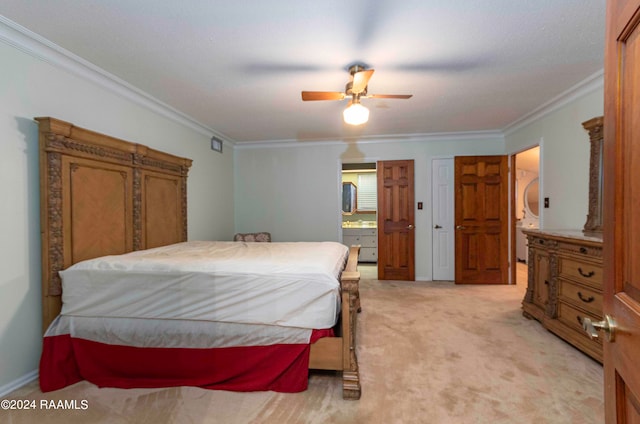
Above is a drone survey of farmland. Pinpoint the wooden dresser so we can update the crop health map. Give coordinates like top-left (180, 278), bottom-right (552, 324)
top-left (522, 229), bottom-right (603, 363)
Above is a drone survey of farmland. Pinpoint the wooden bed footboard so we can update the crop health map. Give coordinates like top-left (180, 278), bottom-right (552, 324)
top-left (309, 245), bottom-right (361, 400)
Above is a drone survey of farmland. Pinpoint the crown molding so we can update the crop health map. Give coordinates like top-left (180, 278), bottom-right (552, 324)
top-left (502, 69), bottom-right (604, 136)
top-left (234, 129), bottom-right (504, 149)
top-left (0, 15), bottom-right (232, 144)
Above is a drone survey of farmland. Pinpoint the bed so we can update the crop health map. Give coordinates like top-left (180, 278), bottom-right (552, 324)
top-left (36, 117), bottom-right (361, 399)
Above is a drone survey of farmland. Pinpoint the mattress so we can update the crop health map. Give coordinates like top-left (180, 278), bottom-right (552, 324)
top-left (59, 240), bottom-right (349, 329)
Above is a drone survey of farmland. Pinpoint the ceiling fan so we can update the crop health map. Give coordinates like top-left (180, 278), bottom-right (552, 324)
top-left (301, 64), bottom-right (413, 125)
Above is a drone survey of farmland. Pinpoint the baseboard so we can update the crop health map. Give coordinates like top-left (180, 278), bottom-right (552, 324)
top-left (0, 370), bottom-right (38, 397)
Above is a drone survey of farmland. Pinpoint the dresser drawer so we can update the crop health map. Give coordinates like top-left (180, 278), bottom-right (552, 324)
top-left (343, 235), bottom-right (376, 247)
top-left (359, 247), bottom-right (377, 262)
top-left (557, 302), bottom-right (603, 346)
top-left (557, 241), bottom-right (602, 257)
top-left (343, 228), bottom-right (377, 236)
top-left (558, 279), bottom-right (602, 316)
top-left (357, 228), bottom-right (377, 237)
top-left (359, 235), bottom-right (376, 247)
top-left (343, 228), bottom-right (360, 237)
top-left (558, 257), bottom-right (602, 288)
top-left (343, 235), bottom-right (359, 247)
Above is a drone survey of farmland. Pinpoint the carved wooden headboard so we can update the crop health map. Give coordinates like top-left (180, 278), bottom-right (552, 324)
top-left (37, 117), bottom-right (192, 332)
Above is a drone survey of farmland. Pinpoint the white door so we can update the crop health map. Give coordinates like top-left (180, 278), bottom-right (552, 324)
top-left (432, 158), bottom-right (455, 280)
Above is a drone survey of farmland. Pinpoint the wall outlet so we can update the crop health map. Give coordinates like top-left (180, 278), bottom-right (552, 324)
top-left (544, 197), bottom-right (550, 208)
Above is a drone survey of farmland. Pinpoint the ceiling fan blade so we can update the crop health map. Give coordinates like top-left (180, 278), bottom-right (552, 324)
top-left (301, 91), bottom-right (346, 101)
top-left (368, 94), bottom-right (413, 99)
top-left (352, 69), bottom-right (375, 93)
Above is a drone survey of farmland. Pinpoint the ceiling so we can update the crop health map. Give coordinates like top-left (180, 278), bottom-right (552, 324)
top-left (0, 1), bottom-right (605, 144)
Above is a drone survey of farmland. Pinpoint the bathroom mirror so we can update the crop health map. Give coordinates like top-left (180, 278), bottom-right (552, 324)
top-left (342, 182), bottom-right (357, 215)
top-left (582, 117), bottom-right (604, 235)
top-left (523, 178), bottom-right (539, 218)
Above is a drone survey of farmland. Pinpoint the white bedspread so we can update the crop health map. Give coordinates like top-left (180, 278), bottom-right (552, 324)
top-left (60, 241), bottom-right (348, 329)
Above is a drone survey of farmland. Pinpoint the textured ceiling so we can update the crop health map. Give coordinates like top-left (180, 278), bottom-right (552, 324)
top-left (0, 1), bottom-right (605, 143)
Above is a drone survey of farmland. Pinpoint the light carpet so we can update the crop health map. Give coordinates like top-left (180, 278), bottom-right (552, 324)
top-left (2, 271), bottom-right (603, 424)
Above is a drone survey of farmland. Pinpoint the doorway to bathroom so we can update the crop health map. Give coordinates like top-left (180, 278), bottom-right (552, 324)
top-left (512, 145), bottom-right (540, 285)
top-left (341, 163), bottom-right (378, 270)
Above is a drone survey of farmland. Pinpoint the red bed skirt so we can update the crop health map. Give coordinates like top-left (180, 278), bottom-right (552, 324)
top-left (39, 329), bottom-right (332, 393)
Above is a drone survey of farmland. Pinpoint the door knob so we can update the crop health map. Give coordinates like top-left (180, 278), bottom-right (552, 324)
top-left (406, 224), bottom-right (415, 229)
top-left (456, 225), bottom-right (466, 230)
top-left (582, 314), bottom-right (616, 342)
top-left (434, 224), bottom-right (442, 229)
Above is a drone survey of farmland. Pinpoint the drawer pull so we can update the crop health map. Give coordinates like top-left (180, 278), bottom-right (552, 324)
top-left (578, 267), bottom-right (595, 278)
top-left (577, 292), bottom-right (595, 303)
top-left (544, 280), bottom-right (549, 285)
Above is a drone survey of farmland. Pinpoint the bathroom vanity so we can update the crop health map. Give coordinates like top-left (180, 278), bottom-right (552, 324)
top-left (343, 224), bottom-right (377, 263)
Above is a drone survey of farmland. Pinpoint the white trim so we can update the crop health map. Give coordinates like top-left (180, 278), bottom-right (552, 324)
top-left (0, 16), bottom-right (231, 144)
top-left (336, 159), bottom-right (344, 243)
top-left (235, 130), bottom-right (504, 149)
top-left (503, 70), bottom-right (604, 136)
top-left (538, 137), bottom-right (545, 230)
top-left (0, 370), bottom-right (38, 397)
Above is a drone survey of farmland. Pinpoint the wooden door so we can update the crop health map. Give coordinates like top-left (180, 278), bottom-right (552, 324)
top-left (603, 1), bottom-right (640, 421)
top-left (454, 156), bottom-right (508, 284)
top-left (377, 160), bottom-right (415, 280)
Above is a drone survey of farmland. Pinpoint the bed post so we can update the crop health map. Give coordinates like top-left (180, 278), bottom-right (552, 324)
top-left (341, 245), bottom-right (361, 400)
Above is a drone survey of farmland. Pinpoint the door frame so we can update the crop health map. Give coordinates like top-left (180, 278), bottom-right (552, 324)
top-left (509, 142), bottom-right (542, 284)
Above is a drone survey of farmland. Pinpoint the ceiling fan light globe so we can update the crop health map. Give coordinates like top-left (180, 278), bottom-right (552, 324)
top-left (343, 103), bottom-right (369, 125)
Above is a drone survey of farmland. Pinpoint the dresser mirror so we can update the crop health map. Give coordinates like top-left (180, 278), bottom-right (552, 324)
top-left (582, 117), bottom-right (604, 235)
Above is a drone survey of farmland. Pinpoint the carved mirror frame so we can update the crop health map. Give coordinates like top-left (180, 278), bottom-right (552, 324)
top-left (582, 116), bottom-right (604, 235)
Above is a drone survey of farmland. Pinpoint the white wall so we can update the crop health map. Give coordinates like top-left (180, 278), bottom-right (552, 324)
top-left (0, 37), bottom-right (234, 391)
top-left (505, 87), bottom-right (604, 230)
top-left (234, 136), bottom-right (505, 280)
